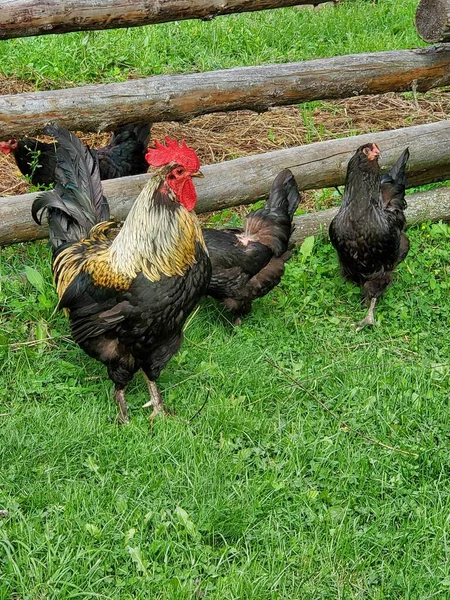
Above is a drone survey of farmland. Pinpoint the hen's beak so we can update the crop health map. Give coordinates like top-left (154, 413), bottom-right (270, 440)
top-left (192, 171), bottom-right (204, 178)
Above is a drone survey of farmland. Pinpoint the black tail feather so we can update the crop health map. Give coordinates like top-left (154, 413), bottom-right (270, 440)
top-left (381, 147), bottom-right (409, 223)
top-left (382, 147), bottom-right (409, 189)
top-left (244, 169), bottom-right (302, 257)
top-left (32, 125), bottom-right (109, 251)
top-left (265, 169), bottom-right (302, 219)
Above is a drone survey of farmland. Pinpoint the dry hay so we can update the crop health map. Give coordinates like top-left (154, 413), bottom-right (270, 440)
top-left (1, 90), bottom-right (449, 205)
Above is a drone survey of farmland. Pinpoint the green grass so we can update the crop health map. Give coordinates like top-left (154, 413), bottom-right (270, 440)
top-left (0, 0), bottom-right (423, 88)
top-left (2, 223), bottom-right (450, 599)
top-left (1, 0), bottom-right (450, 598)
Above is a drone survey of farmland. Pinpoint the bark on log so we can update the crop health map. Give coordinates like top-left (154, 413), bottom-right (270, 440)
top-left (415, 0), bottom-right (450, 43)
top-left (0, 0), bottom-right (336, 40)
top-left (1, 46), bottom-right (450, 137)
top-left (1, 120), bottom-right (450, 246)
top-left (291, 186), bottom-right (450, 245)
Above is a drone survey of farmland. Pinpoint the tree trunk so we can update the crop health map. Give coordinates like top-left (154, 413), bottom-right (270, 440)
top-left (1, 120), bottom-right (450, 246)
top-left (415, 0), bottom-right (450, 43)
top-left (0, 0), bottom-right (337, 40)
top-left (1, 46), bottom-right (450, 137)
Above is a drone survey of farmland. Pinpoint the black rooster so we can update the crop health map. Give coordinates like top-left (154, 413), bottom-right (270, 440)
top-left (202, 169), bottom-right (301, 323)
top-left (0, 121), bottom-right (151, 186)
top-left (329, 143), bottom-right (410, 331)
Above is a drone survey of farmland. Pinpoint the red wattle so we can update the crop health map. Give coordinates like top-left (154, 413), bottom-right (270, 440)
top-left (179, 178), bottom-right (197, 211)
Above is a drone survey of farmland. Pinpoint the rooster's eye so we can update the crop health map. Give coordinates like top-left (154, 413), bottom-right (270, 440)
top-left (176, 168), bottom-right (184, 175)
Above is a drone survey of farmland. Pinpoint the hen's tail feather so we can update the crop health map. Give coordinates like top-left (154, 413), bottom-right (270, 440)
top-left (32, 125), bottom-right (109, 251)
top-left (386, 147), bottom-right (409, 188)
top-left (381, 147), bottom-right (409, 220)
top-left (244, 169), bottom-right (302, 256)
top-left (109, 121), bottom-right (152, 147)
top-left (266, 168), bottom-right (302, 219)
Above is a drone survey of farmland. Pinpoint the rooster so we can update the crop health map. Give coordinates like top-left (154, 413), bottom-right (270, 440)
top-left (1, 121), bottom-right (151, 186)
top-left (329, 143), bottom-right (410, 331)
top-left (202, 169), bottom-right (301, 324)
top-left (32, 125), bottom-right (210, 423)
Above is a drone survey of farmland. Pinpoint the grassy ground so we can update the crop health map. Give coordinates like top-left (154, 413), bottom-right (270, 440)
top-left (2, 0), bottom-right (450, 598)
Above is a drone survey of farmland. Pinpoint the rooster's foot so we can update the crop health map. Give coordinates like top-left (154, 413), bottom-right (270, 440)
top-left (142, 376), bottom-right (171, 419)
top-left (114, 389), bottom-right (129, 425)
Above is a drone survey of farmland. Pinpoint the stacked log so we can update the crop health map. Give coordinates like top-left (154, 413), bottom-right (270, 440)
top-left (416, 0), bottom-right (450, 43)
top-left (1, 120), bottom-right (450, 246)
top-left (0, 0), bottom-right (337, 40)
top-left (1, 46), bottom-right (450, 136)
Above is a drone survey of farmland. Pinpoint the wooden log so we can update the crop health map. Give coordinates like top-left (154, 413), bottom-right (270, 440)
top-left (291, 186), bottom-right (450, 245)
top-left (415, 0), bottom-right (450, 43)
top-left (0, 0), bottom-right (336, 40)
top-left (1, 46), bottom-right (450, 137)
top-left (1, 120), bottom-right (450, 246)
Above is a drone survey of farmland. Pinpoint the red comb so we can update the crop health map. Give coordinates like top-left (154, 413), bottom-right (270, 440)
top-left (145, 137), bottom-right (200, 172)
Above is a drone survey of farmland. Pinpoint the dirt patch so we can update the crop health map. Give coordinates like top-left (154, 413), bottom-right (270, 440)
top-left (1, 90), bottom-right (449, 207)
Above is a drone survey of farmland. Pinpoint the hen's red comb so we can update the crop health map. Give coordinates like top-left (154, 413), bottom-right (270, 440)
top-left (145, 137), bottom-right (200, 172)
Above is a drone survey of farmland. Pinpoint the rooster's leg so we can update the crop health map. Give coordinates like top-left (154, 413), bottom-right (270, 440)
top-left (356, 297), bottom-right (377, 332)
top-left (141, 374), bottom-right (170, 419)
top-left (114, 388), bottom-right (129, 424)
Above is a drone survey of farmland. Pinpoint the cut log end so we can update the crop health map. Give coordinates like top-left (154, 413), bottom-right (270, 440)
top-left (415, 0), bottom-right (450, 43)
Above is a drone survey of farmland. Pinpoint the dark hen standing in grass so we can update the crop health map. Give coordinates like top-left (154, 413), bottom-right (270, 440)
top-left (202, 169), bottom-right (301, 323)
top-left (329, 143), bottom-right (410, 331)
top-left (32, 126), bottom-right (210, 423)
top-left (0, 121), bottom-right (151, 186)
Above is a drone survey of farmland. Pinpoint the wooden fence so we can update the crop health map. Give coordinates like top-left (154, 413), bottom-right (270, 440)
top-left (1, 46), bottom-right (449, 137)
top-left (0, 0), bottom-right (448, 246)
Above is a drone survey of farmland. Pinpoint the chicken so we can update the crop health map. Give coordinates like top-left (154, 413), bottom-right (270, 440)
top-left (0, 121), bottom-right (151, 186)
top-left (202, 169), bottom-right (301, 324)
top-left (329, 143), bottom-right (410, 331)
top-left (32, 126), bottom-right (210, 423)
top-left (0, 137), bottom-right (57, 187)
top-left (94, 122), bottom-right (152, 180)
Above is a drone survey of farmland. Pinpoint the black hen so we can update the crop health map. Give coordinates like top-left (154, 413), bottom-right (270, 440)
top-left (95, 121), bottom-right (152, 180)
top-left (329, 143), bottom-right (410, 331)
top-left (0, 138), bottom-right (57, 187)
top-left (202, 169), bottom-right (301, 323)
top-left (1, 121), bottom-right (151, 186)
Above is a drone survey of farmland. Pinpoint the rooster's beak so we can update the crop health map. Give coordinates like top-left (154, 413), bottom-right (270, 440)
top-left (192, 171), bottom-right (204, 178)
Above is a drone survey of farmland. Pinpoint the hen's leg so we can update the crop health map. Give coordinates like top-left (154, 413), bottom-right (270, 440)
top-left (141, 373), bottom-right (170, 418)
top-left (114, 387), bottom-right (129, 424)
top-left (356, 297), bottom-right (377, 332)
